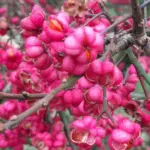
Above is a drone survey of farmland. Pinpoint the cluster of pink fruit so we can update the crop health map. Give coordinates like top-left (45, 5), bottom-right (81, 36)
top-left (0, 113), bottom-right (68, 149)
top-left (70, 115), bottom-right (142, 150)
top-left (0, 0), bottom-right (57, 36)
top-left (1, 0), bottom-right (150, 149)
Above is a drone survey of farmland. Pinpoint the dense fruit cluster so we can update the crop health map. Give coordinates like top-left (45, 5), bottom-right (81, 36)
top-left (0, 0), bottom-right (150, 149)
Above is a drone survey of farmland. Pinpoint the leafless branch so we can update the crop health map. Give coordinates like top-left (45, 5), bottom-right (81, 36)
top-left (2, 76), bottom-right (79, 131)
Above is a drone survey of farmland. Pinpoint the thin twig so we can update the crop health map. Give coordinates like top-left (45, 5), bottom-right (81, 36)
top-left (100, 15), bottom-right (131, 35)
top-left (140, 0), bottom-right (150, 8)
top-left (44, 106), bottom-right (52, 125)
top-left (116, 53), bottom-right (127, 66)
top-left (82, 12), bottom-right (104, 26)
top-left (98, 1), bottom-right (113, 24)
top-left (59, 111), bottom-right (77, 150)
top-left (100, 1), bottom-right (150, 35)
top-left (137, 73), bottom-right (149, 100)
top-left (2, 76), bottom-right (79, 131)
top-left (127, 49), bottom-right (150, 86)
top-left (0, 92), bottom-right (47, 100)
top-left (97, 87), bottom-right (115, 125)
top-left (123, 68), bottom-right (129, 85)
